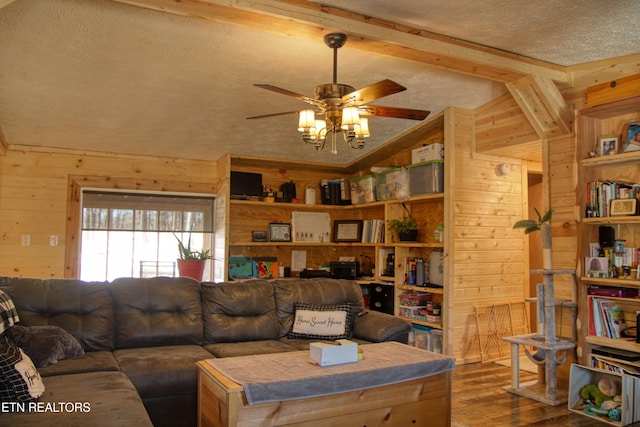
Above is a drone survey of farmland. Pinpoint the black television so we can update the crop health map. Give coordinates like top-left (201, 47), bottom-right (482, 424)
top-left (230, 171), bottom-right (263, 199)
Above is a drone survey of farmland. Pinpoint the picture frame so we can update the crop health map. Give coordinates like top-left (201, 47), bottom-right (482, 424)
top-left (621, 121), bottom-right (640, 153)
top-left (251, 230), bottom-right (267, 242)
top-left (597, 136), bottom-right (618, 156)
top-left (610, 198), bottom-right (637, 216)
top-left (585, 256), bottom-right (609, 278)
top-left (268, 223), bottom-right (291, 242)
top-left (332, 220), bottom-right (363, 242)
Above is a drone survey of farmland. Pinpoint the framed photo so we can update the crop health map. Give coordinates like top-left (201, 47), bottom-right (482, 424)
top-left (251, 230), bottom-right (267, 242)
top-left (621, 121), bottom-right (640, 153)
top-left (610, 198), bottom-right (637, 216)
top-left (332, 220), bottom-right (363, 242)
top-left (597, 136), bottom-right (618, 156)
top-left (268, 223), bottom-right (291, 242)
top-left (585, 256), bottom-right (609, 278)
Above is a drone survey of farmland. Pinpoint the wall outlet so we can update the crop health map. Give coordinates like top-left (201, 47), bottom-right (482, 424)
top-left (21, 234), bottom-right (31, 246)
top-left (49, 235), bottom-right (59, 247)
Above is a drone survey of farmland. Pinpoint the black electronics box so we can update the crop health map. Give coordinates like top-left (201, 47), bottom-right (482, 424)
top-left (320, 179), bottom-right (351, 205)
top-left (330, 261), bottom-right (359, 279)
top-left (231, 171), bottom-right (263, 200)
top-left (369, 283), bottom-right (394, 315)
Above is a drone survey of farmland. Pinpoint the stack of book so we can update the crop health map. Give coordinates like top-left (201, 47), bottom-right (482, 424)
top-left (361, 219), bottom-right (385, 243)
top-left (588, 296), bottom-right (628, 338)
top-left (585, 180), bottom-right (640, 217)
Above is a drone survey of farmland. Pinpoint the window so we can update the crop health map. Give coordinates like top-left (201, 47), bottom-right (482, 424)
top-left (80, 190), bottom-right (215, 281)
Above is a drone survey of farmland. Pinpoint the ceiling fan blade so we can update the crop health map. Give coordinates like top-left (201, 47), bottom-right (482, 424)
top-left (342, 79), bottom-right (406, 106)
top-left (253, 84), bottom-right (321, 107)
top-left (246, 110), bottom-right (300, 120)
top-left (359, 105), bottom-right (430, 121)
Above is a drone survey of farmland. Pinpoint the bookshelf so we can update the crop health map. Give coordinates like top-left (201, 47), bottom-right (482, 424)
top-left (576, 96), bottom-right (640, 373)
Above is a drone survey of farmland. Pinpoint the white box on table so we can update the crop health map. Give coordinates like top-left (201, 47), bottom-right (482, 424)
top-left (310, 340), bottom-right (358, 367)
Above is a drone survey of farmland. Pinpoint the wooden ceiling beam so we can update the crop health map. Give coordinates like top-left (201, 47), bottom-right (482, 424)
top-left (110, 0), bottom-right (569, 85)
top-left (0, 126), bottom-right (8, 156)
top-left (0, 0), bottom-right (17, 9)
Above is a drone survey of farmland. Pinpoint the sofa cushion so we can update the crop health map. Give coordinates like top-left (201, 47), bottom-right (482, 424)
top-left (7, 325), bottom-right (84, 368)
top-left (0, 334), bottom-right (45, 402)
top-left (0, 277), bottom-right (113, 351)
top-left (114, 345), bottom-right (212, 398)
top-left (37, 351), bottom-right (119, 377)
top-left (273, 278), bottom-right (366, 338)
top-left (0, 371), bottom-right (153, 427)
top-left (111, 277), bottom-right (203, 348)
top-left (201, 280), bottom-right (280, 343)
top-left (203, 340), bottom-right (298, 358)
top-left (288, 302), bottom-right (353, 340)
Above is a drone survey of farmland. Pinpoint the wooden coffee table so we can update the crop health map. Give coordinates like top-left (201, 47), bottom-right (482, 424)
top-left (196, 343), bottom-right (452, 427)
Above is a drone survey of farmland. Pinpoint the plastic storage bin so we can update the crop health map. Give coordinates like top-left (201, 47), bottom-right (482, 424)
top-left (407, 160), bottom-right (444, 195)
top-left (375, 167), bottom-right (409, 201)
top-left (348, 175), bottom-right (376, 204)
top-left (399, 291), bottom-right (432, 306)
top-left (430, 329), bottom-right (443, 354)
top-left (413, 325), bottom-right (432, 350)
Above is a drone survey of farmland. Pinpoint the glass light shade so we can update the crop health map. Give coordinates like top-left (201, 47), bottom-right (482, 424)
top-left (314, 120), bottom-right (327, 140)
top-left (298, 110), bottom-right (315, 131)
top-left (341, 107), bottom-right (360, 130)
top-left (356, 117), bottom-right (370, 137)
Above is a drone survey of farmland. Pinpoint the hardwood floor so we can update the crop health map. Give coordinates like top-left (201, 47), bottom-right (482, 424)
top-left (452, 361), bottom-right (638, 427)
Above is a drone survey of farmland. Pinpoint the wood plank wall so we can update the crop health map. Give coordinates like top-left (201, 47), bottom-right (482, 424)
top-left (0, 146), bottom-right (216, 278)
top-left (448, 108), bottom-right (529, 363)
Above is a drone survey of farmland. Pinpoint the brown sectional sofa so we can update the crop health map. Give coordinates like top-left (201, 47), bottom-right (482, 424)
top-left (0, 276), bottom-right (412, 427)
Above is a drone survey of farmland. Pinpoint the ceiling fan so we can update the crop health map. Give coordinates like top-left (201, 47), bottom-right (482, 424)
top-left (247, 33), bottom-right (430, 154)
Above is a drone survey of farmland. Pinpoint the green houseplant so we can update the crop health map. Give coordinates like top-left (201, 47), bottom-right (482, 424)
top-left (387, 216), bottom-right (418, 242)
top-left (173, 233), bottom-right (211, 280)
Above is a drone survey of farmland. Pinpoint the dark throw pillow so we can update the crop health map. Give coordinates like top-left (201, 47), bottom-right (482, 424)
top-left (289, 302), bottom-right (353, 340)
top-left (0, 334), bottom-right (45, 402)
top-left (7, 325), bottom-right (84, 368)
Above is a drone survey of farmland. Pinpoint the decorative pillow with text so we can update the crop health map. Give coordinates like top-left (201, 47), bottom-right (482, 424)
top-left (0, 334), bottom-right (45, 402)
top-left (289, 302), bottom-right (353, 340)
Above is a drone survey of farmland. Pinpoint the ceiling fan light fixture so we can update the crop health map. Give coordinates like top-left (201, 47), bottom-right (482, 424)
top-left (249, 32), bottom-right (429, 155)
top-left (356, 117), bottom-right (370, 138)
top-left (340, 107), bottom-right (361, 131)
top-left (298, 110), bottom-right (316, 132)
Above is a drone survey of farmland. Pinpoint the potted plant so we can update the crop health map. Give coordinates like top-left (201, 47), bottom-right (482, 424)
top-left (173, 233), bottom-right (211, 280)
top-left (387, 216), bottom-right (419, 242)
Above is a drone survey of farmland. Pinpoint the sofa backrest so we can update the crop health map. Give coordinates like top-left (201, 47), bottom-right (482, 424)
top-left (201, 280), bottom-right (280, 343)
top-left (0, 277), bottom-right (114, 351)
top-left (273, 278), bottom-right (365, 338)
top-left (111, 277), bottom-right (203, 348)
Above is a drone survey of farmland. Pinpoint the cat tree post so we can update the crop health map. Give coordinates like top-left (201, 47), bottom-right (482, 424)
top-left (503, 221), bottom-right (576, 405)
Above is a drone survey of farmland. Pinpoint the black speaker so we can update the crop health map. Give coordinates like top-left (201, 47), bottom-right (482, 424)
top-left (369, 283), bottom-right (394, 315)
top-left (599, 225), bottom-right (615, 248)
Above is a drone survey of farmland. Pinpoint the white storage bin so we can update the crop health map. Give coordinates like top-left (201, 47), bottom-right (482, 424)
top-left (412, 143), bottom-right (444, 163)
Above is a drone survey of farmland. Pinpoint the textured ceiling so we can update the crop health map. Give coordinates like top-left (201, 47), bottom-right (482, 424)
top-left (0, 0), bottom-right (639, 165)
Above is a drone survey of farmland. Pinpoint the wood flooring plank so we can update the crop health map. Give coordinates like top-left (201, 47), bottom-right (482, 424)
top-left (452, 362), bottom-right (639, 427)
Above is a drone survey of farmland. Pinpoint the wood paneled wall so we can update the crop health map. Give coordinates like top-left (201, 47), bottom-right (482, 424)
top-left (447, 108), bottom-right (529, 363)
top-left (0, 146), bottom-right (216, 278)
